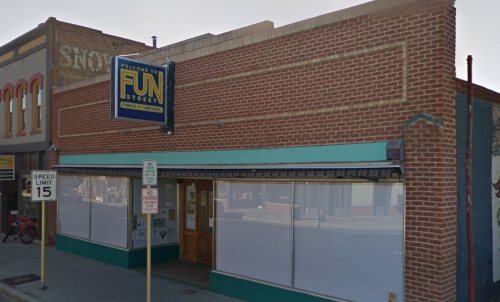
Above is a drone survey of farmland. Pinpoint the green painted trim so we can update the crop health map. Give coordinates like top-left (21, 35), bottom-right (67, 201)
top-left (210, 271), bottom-right (341, 302)
top-left (402, 113), bottom-right (444, 129)
top-left (60, 142), bottom-right (387, 166)
top-left (56, 234), bottom-right (179, 269)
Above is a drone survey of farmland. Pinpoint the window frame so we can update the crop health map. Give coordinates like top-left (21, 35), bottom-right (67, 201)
top-left (17, 86), bottom-right (26, 134)
top-left (32, 80), bottom-right (42, 131)
top-left (214, 179), bottom-right (405, 302)
top-left (4, 89), bottom-right (13, 136)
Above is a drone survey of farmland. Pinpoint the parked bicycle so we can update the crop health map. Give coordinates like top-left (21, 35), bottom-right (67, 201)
top-left (2, 211), bottom-right (37, 244)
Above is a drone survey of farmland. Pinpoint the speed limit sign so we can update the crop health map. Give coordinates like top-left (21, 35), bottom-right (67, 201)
top-left (31, 171), bottom-right (57, 201)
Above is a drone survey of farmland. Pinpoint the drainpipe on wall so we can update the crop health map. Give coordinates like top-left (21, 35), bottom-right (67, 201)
top-left (467, 55), bottom-right (476, 302)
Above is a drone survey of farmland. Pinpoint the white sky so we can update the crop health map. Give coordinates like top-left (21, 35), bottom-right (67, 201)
top-left (0, 0), bottom-right (498, 92)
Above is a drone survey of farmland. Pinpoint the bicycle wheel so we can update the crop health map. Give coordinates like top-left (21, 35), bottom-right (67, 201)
top-left (2, 226), bottom-right (15, 243)
top-left (20, 226), bottom-right (36, 244)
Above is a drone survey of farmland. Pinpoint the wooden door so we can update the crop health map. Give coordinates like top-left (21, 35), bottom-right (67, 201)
top-left (181, 180), bottom-right (198, 262)
top-left (197, 181), bottom-right (213, 265)
top-left (180, 179), bottom-right (213, 265)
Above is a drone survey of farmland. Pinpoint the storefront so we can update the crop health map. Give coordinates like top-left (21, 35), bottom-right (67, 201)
top-left (53, 142), bottom-right (405, 302)
top-left (1, 152), bottom-right (46, 232)
top-left (48, 0), bottom-right (466, 300)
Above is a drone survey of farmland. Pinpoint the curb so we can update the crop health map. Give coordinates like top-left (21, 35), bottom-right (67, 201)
top-left (0, 283), bottom-right (43, 302)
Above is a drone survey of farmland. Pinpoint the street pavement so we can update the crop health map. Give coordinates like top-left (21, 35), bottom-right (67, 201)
top-left (0, 235), bottom-right (241, 302)
top-left (0, 295), bottom-right (12, 302)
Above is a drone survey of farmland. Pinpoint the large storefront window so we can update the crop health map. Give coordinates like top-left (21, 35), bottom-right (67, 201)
top-left (131, 178), bottom-right (178, 248)
top-left (58, 175), bottom-right (90, 239)
top-left (20, 174), bottom-right (36, 218)
top-left (20, 152), bottom-right (42, 219)
top-left (58, 175), bottom-right (178, 250)
top-left (90, 177), bottom-right (129, 248)
top-left (58, 175), bottom-right (129, 249)
top-left (216, 181), bottom-right (292, 286)
top-left (215, 180), bottom-right (404, 302)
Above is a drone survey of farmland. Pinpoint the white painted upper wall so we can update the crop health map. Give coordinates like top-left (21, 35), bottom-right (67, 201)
top-left (0, 48), bottom-right (47, 146)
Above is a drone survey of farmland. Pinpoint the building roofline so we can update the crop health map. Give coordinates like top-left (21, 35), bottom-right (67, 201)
top-left (53, 18), bottom-right (151, 46)
top-left (0, 23), bottom-right (47, 56)
top-left (456, 78), bottom-right (500, 103)
top-left (0, 16), bottom-right (151, 57)
top-left (54, 0), bottom-right (454, 94)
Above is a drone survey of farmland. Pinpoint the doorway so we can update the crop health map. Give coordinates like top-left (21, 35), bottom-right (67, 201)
top-left (180, 179), bottom-right (213, 266)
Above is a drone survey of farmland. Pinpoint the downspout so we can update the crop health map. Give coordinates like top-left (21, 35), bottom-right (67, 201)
top-left (466, 55), bottom-right (476, 302)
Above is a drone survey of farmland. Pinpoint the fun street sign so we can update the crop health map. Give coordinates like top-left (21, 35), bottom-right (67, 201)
top-left (110, 56), bottom-right (174, 128)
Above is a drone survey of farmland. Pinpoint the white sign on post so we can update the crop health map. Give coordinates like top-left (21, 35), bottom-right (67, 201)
top-left (142, 188), bottom-right (158, 214)
top-left (142, 160), bottom-right (157, 186)
top-left (31, 171), bottom-right (57, 202)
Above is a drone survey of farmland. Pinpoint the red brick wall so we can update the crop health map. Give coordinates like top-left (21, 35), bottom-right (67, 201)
top-left (51, 0), bottom-right (457, 300)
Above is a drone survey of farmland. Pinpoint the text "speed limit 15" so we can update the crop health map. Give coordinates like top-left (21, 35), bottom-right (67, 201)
top-left (31, 171), bottom-right (57, 202)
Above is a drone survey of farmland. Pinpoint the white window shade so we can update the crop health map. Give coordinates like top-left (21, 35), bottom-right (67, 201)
top-left (215, 180), bottom-right (404, 302)
top-left (90, 176), bottom-right (129, 249)
top-left (58, 175), bottom-right (90, 239)
top-left (216, 181), bottom-right (293, 287)
top-left (293, 182), bottom-right (404, 302)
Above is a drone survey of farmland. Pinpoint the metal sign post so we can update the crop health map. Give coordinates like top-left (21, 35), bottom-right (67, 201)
top-left (31, 170), bottom-right (57, 290)
top-left (142, 160), bottom-right (157, 302)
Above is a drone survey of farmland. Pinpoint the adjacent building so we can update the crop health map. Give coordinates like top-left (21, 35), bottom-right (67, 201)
top-left (0, 17), bottom-right (151, 232)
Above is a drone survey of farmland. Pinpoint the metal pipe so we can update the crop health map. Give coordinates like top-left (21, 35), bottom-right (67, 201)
top-left (466, 55), bottom-right (476, 302)
top-left (147, 185), bottom-right (151, 302)
top-left (40, 201), bottom-right (46, 290)
top-left (291, 181), bottom-right (295, 288)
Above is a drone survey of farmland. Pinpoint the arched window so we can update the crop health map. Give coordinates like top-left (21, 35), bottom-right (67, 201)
top-left (29, 73), bottom-right (43, 132)
top-left (4, 88), bottom-right (13, 136)
top-left (17, 85), bottom-right (26, 134)
top-left (32, 80), bottom-right (42, 131)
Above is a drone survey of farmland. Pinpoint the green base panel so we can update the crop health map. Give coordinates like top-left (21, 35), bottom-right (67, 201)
top-left (56, 234), bottom-right (179, 269)
top-left (210, 271), bottom-right (340, 302)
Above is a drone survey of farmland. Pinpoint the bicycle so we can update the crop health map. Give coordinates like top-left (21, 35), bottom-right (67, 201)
top-left (2, 212), bottom-right (37, 244)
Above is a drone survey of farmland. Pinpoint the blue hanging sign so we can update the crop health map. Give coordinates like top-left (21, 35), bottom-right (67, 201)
top-left (110, 56), bottom-right (175, 127)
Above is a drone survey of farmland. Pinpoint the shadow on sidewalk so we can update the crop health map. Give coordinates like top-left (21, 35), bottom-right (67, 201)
top-left (135, 260), bottom-right (211, 289)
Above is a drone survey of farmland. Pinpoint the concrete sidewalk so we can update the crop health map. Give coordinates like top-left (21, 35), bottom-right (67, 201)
top-left (0, 235), bottom-right (241, 302)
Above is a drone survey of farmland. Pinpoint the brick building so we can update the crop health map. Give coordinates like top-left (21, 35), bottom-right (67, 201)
top-left (46, 0), bottom-right (500, 301)
top-left (0, 17), bottom-right (151, 232)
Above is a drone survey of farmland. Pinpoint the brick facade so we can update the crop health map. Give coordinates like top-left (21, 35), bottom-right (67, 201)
top-left (51, 0), bottom-right (460, 301)
top-left (47, 18), bottom-right (152, 86)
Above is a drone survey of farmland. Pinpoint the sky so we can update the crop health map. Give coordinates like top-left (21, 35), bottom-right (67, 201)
top-left (0, 0), bottom-right (498, 92)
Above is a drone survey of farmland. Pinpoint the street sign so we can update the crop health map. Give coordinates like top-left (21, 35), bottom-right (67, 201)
top-left (0, 155), bottom-right (15, 180)
top-left (110, 56), bottom-right (175, 129)
top-left (142, 188), bottom-right (158, 214)
top-left (142, 160), bottom-right (157, 186)
top-left (31, 171), bottom-right (57, 202)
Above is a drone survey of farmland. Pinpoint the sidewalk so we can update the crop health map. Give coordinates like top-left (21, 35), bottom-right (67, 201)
top-left (0, 235), bottom-right (241, 302)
